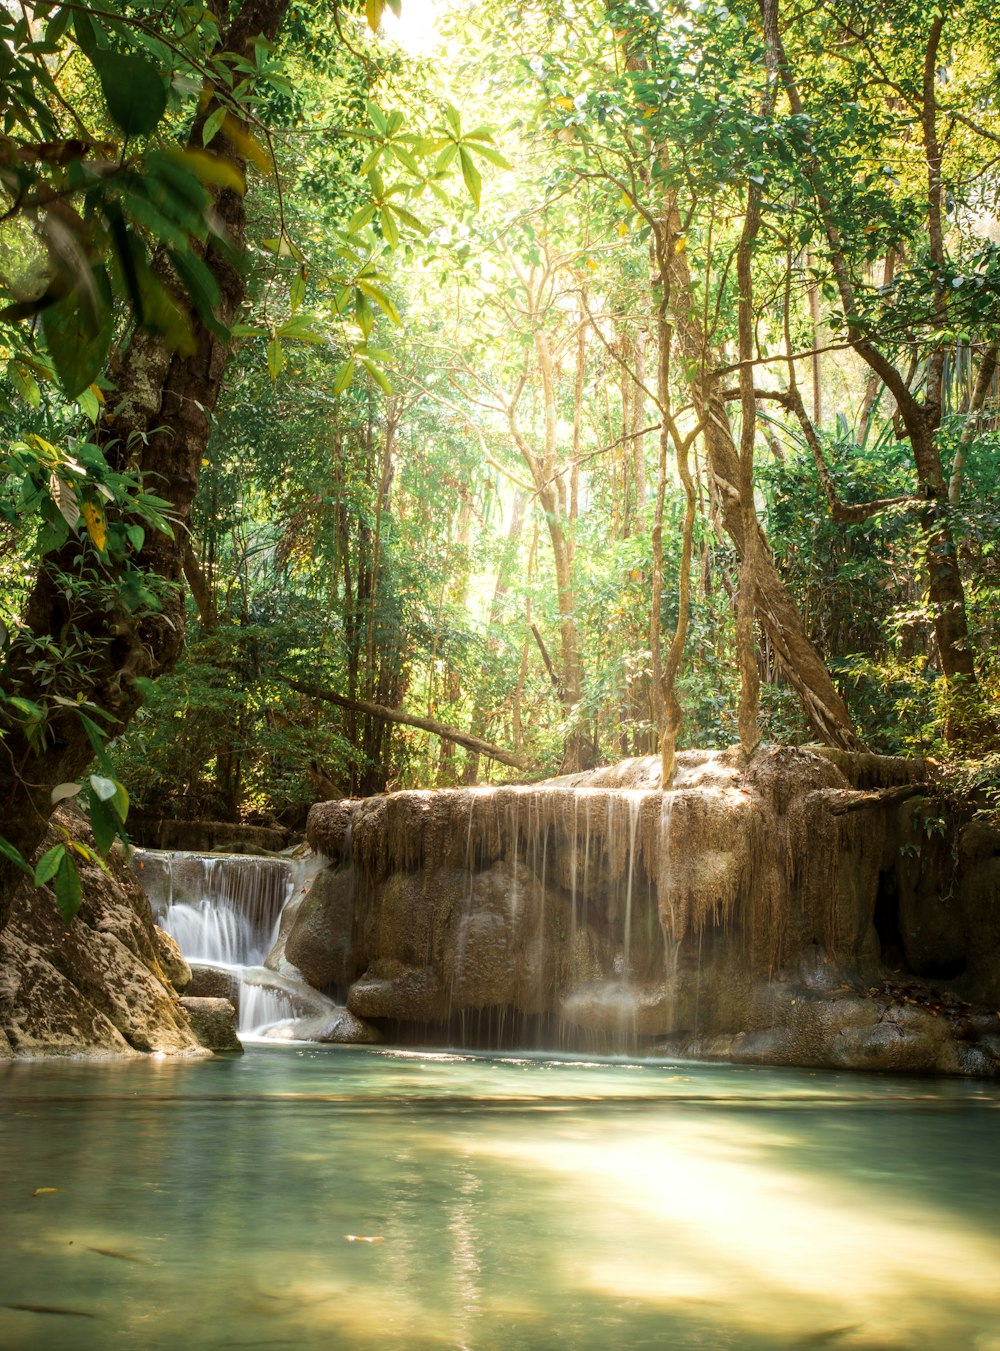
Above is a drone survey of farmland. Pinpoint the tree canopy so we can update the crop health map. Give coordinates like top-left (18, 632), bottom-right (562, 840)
top-left (2, 0), bottom-right (998, 917)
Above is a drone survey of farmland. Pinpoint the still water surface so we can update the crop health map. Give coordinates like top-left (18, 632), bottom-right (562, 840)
top-left (1, 1045), bottom-right (999, 1350)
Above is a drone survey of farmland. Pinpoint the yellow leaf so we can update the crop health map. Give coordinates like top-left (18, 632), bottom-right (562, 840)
top-left (89, 384), bottom-right (105, 404)
top-left (674, 236), bottom-right (687, 253)
top-left (81, 501), bottom-right (106, 552)
top-left (617, 220), bottom-right (628, 238)
top-left (365, 0), bottom-right (385, 31)
top-left (554, 97), bottom-right (575, 110)
top-left (31, 1188), bottom-right (62, 1197)
top-left (585, 257), bottom-right (597, 272)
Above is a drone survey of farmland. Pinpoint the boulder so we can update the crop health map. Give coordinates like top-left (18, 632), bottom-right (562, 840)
top-left (306, 799), bottom-right (356, 860)
top-left (0, 812), bottom-right (205, 1059)
top-left (179, 997), bottom-right (242, 1052)
top-left (283, 864), bottom-right (360, 990)
top-left (187, 962), bottom-right (241, 1006)
top-left (153, 925), bottom-right (191, 993)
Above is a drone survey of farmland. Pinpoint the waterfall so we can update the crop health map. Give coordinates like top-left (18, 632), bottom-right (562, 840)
top-left (134, 850), bottom-right (320, 1036)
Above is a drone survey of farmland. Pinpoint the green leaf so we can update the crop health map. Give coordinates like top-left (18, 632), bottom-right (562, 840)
top-left (466, 143), bottom-right (510, 170)
top-left (77, 387), bottom-right (100, 423)
top-left (112, 781), bottom-right (130, 824)
top-left (89, 794), bottom-right (118, 856)
top-left (380, 204), bottom-right (400, 248)
top-left (348, 203), bottom-right (377, 233)
top-left (358, 356), bottom-right (392, 394)
top-left (202, 105), bottom-right (227, 147)
top-left (356, 278), bottom-right (401, 325)
top-left (53, 852), bottom-right (83, 925)
top-left (0, 837), bottom-right (32, 878)
top-left (290, 269), bottom-right (306, 312)
top-left (459, 148), bottom-right (482, 208)
top-left (444, 104), bottom-right (461, 137)
top-left (126, 524), bottom-right (145, 551)
top-left (266, 336), bottom-right (285, 379)
top-left (333, 358), bottom-right (355, 395)
top-left (34, 844), bottom-right (65, 887)
top-left (12, 366), bottom-right (41, 408)
top-left (90, 50), bottom-right (168, 137)
top-left (41, 270), bottom-right (114, 399)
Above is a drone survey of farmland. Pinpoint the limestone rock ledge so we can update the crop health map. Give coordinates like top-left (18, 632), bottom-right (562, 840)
top-left (0, 810), bottom-right (207, 1060)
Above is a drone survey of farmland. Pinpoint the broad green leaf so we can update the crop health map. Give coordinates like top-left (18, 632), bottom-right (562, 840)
top-left (77, 387), bottom-right (100, 423)
top-left (366, 0), bottom-right (385, 34)
top-left (54, 853), bottom-right (83, 924)
top-left (41, 270), bottom-right (114, 399)
top-left (466, 143), bottom-right (511, 170)
top-left (333, 358), bottom-right (355, 395)
top-left (0, 837), bottom-right (32, 878)
top-left (444, 104), bottom-right (461, 137)
top-left (356, 278), bottom-right (401, 325)
top-left (34, 844), bottom-right (65, 887)
top-left (290, 269), bottom-right (306, 312)
top-left (459, 148), bottom-right (482, 208)
top-left (348, 203), bottom-right (377, 233)
top-left (12, 366), bottom-right (41, 408)
top-left (89, 795), bottom-right (118, 855)
top-left (126, 524), bottom-right (145, 551)
top-left (112, 781), bottom-right (130, 824)
top-left (358, 356), bottom-right (392, 394)
top-left (8, 695), bottom-right (44, 719)
top-left (380, 205), bottom-right (400, 248)
top-left (90, 50), bottom-right (168, 137)
top-left (202, 106), bottom-right (227, 147)
top-left (266, 336), bottom-right (286, 379)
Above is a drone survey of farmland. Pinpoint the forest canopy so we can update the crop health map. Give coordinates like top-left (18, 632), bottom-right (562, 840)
top-left (1, 0), bottom-right (998, 916)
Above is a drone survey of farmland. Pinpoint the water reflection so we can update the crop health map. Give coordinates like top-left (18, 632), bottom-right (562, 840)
top-left (1, 1047), bottom-right (998, 1350)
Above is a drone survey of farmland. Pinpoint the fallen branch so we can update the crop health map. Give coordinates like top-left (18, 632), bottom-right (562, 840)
top-left (820, 784), bottom-right (925, 816)
top-left (279, 677), bottom-right (529, 771)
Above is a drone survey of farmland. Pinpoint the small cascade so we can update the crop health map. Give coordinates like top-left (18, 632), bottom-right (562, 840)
top-left (135, 849), bottom-right (342, 1039)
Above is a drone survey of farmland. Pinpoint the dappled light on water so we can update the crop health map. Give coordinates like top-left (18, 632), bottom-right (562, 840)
top-left (1, 1046), bottom-right (999, 1350)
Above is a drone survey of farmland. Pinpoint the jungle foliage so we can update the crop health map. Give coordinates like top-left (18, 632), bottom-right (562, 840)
top-left (1, 0), bottom-right (999, 899)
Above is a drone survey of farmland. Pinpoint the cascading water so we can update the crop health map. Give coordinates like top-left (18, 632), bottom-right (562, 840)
top-left (135, 851), bottom-right (315, 1036)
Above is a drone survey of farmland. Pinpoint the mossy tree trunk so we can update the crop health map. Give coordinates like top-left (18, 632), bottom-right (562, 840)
top-left (0, 0), bottom-right (291, 927)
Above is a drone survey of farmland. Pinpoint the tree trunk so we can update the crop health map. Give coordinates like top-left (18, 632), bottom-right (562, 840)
top-left (662, 220), bottom-right (860, 751)
top-left (0, 0), bottom-right (291, 925)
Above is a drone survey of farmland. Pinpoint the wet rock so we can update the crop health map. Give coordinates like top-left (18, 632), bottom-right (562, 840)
top-left (348, 959), bottom-right (449, 1022)
top-left (283, 864), bottom-right (359, 989)
top-left (0, 814), bottom-right (204, 1059)
top-left (259, 1006), bottom-right (381, 1044)
top-left (187, 963), bottom-right (241, 1007)
top-left (179, 997), bottom-right (242, 1052)
top-left (153, 925), bottom-right (191, 993)
top-left (306, 799), bottom-right (356, 861)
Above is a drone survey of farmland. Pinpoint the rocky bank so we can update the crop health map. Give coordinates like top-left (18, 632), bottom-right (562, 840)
top-left (0, 808), bottom-right (228, 1059)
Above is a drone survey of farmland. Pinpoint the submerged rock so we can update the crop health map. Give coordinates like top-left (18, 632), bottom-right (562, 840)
top-left (0, 811), bottom-right (206, 1059)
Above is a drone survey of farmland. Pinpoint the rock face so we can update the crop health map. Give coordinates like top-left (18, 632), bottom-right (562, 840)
top-left (290, 748), bottom-right (1000, 1077)
top-left (0, 811), bottom-right (206, 1059)
top-left (179, 996), bottom-right (242, 1052)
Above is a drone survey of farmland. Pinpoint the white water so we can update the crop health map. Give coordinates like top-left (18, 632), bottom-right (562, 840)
top-left (136, 850), bottom-right (308, 1035)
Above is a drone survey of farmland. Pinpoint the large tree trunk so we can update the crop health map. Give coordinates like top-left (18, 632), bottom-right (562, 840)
top-left (0, 0), bottom-right (291, 926)
top-left (663, 236), bottom-right (860, 751)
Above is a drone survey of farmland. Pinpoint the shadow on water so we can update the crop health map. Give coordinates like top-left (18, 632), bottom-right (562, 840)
top-left (2, 1046), bottom-right (1000, 1351)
